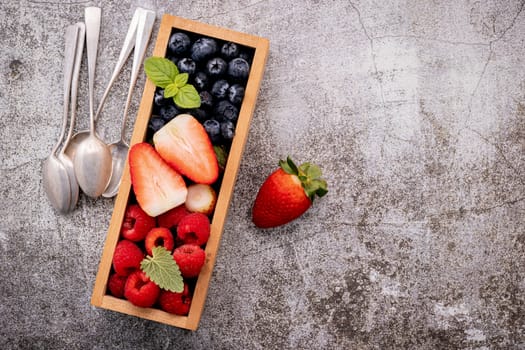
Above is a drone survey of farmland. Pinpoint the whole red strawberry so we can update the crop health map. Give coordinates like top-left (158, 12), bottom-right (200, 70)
top-left (252, 157), bottom-right (327, 228)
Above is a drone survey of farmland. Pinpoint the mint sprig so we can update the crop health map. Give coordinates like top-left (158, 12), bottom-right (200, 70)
top-left (144, 57), bottom-right (201, 109)
top-left (140, 246), bottom-right (184, 293)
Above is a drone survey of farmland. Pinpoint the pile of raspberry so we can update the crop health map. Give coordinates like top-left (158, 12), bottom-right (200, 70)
top-left (108, 204), bottom-right (210, 315)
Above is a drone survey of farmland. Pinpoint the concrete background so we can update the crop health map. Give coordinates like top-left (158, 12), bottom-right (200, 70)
top-left (1, 0), bottom-right (524, 349)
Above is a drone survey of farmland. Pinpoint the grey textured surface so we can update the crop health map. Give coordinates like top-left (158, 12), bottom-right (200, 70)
top-left (1, 0), bottom-right (524, 349)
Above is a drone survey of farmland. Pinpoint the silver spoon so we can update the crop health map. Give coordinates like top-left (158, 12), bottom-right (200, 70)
top-left (43, 24), bottom-right (79, 213)
top-left (103, 9), bottom-right (156, 198)
top-left (58, 22), bottom-right (85, 212)
top-left (73, 7), bottom-right (112, 198)
top-left (64, 8), bottom-right (143, 161)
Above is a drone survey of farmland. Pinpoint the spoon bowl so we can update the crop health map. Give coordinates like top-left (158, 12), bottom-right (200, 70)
top-left (43, 156), bottom-right (72, 213)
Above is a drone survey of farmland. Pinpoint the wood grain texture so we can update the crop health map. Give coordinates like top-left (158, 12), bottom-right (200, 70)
top-left (91, 14), bottom-right (269, 330)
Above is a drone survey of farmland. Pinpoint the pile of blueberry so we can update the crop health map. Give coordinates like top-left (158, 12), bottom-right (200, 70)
top-left (147, 30), bottom-right (254, 148)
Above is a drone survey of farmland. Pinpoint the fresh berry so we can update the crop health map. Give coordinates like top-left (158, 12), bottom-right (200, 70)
top-left (203, 119), bottom-right (221, 144)
top-left (193, 71), bottom-right (209, 91)
top-left (108, 273), bottom-right (127, 298)
top-left (206, 57), bottom-right (227, 78)
top-left (214, 100), bottom-right (239, 122)
top-left (239, 50), bottom-right (253, 63)
top-left (177, 212), bottom-right (210, 246)
top-left (228, 84), bottom-right (245, 105)
top-left (211, 79), bottom-right (229, 99)
top-left (188, 108), bottom-right (208, 123)
top-left (157, 205), bottom-right (191, 231)
top-left (177, 58), bottom-right (196, 76)
top-left (153, 114), bottom-right (219, 185)
top-left (112, 240), bottom-right (144, 276)
top-left (185, 184), bottom-right (217, 216)
top-left (167, 55), bottom-right (179, 65)
top-left (220, 120), bottom-right (235, 141)
top-left (121, 204), bottom-right (156, 242)
top-left (148, 117), bottom-right (166, 135)
top-left (220, 42), bottom-right (239, 60)
top-left (145, 227), bottom-right (175, 256)
top-left (124, 270), bottom-right (160, 308)
top-left (168, 32), bottom-right (191, 55)
top-left (228, 57), bottom-right (250, 82)
top-left (252, 157), bottom-right (328, 228)
top-left (199, 90), bottom-right (214, 110)
top-left (159, 104), bottom-right (181, 121)
top-left (191, 37), bottom-right (217, 62)
top-left (159, 283), bottom-right (192, 315)
top-left (154, 89), bottom-right (169, 107)
top-left (172, 244), bottom-right (206, 278)
top-left (129, 142), bottom-right (188, 217)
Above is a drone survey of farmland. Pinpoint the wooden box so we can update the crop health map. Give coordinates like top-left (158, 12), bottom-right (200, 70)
top-left (91, 14), bottom-right (269, 330)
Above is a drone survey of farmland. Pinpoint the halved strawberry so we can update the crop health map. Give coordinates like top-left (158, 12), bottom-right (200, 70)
top-left (129, 142), bottom-right (188, 217)
top-left (153, 114), bottom-right (219, 184)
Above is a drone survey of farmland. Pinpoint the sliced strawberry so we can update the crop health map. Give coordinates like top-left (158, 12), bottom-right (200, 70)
top-left (153, 114), bottom-right (219, 184)
top-left (129, 142), bottom-right (188, 217)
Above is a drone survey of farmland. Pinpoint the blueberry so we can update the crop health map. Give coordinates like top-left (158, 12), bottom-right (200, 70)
top-left (177, 58), bottom-right (196, 75)
top-left (203, 119), bottom-right (221, 144)
top-left (188, 108), bottom-right (208, 123)
top-left (199, 91), bottom-right (214, 110)
top-left (220, 120), bottom-right (235, 141)
top-left (148, 117), bottom-right (166, 135)
top-left (228, 84), bottom-right (245, 105)
top-left (168, 32), bottom-right (191, 55)
top-left (211, 79), bottom-right (230, 99)
top-left (214, 100), bottom-right (239, 122)
top-left (190, 38), bottom-right (217, 62)
top-left (206, 57), bottom-right (227, 78)
top-left (227, 58), bottom-right (250, 82)
top-left (238, 50), bottom-right (253, 63)
top-left (220, 42), bottom-right (239, 60)
top-left (193, 71), bottom-right (209, 91)
top-left (167, 55), bottom-right (179, 66)
top-left (154, 89), bottom-right (169, 107)
top-left (159, 104), bottom-right (180, 122)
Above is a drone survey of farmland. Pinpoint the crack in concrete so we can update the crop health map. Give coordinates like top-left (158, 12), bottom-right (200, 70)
top-left (466, 127), bottom-right (525, 185)
top-left (373, 34), bottom-right (489, 47)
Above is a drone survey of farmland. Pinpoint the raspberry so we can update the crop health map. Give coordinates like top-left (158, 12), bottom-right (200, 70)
top-left (107, 273), bottom-right (127, 298)
top-left (176, 212), bottom-right (210, 246)
top-left (157, 205), bottom-right (190, 231)
top-left (121, 204), bottom-right (156, 241)
top-left (172, 244), bottom-right (206, 278)
top-left (112, 240), bottom-right (144, 276)
top-left (144, 227), bottom-right (175, 256)
top-left (159, 283), bottom-right (192, 315)
top-left (124, 270), bottom-right (160, 308)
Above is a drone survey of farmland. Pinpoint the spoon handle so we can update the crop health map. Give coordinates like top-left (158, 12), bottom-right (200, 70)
top-left (120, 9), bottom-right (156, 141)
top-left (85, 7), bottom-right (101, 131)
top-left (52, 24), bottom-right (78, 155)
top-left (94, 8), bottom-right (143, 121)
top-left (62, 22), bottom-right (86, 153)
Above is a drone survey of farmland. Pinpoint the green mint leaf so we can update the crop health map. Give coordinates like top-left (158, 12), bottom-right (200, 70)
top-left (140, 246), bottom-right (183, 293)
top-left (214, 145), bottom-right (228, 172)
top-left (164, 83), bottom-right (179, 98)
top-left (174, 84), bottom-right (201, 109)
top-left (144, 57), bottom-right (179, 88)
top-left (174, 73), bottom-right (189, 88)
